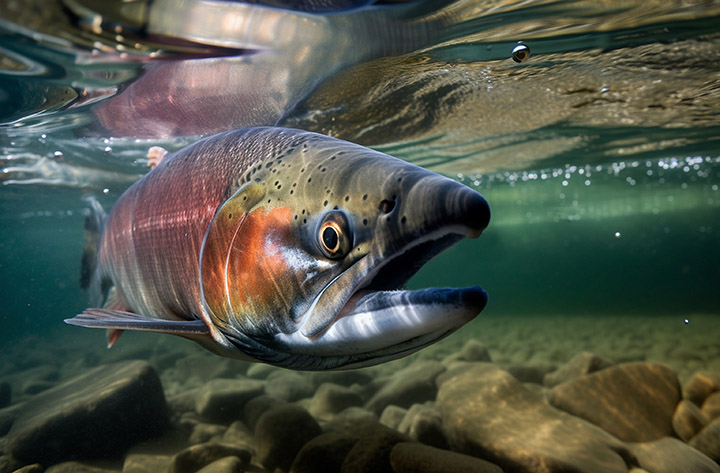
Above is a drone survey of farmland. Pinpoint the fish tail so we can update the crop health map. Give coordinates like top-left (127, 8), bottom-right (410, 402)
top-left (80, 196), bottom-right (106, 306)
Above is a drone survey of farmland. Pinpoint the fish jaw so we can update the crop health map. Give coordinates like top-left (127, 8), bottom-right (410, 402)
top-left (221, 175), bottom-right (491, 370)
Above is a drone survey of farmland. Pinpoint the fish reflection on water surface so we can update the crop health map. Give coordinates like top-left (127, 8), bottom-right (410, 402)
top-left (65, 127), bottom-right (491, 370)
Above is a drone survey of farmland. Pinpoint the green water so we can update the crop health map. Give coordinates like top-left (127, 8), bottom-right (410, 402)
top-left (1, 0), bottom-right (719, 344)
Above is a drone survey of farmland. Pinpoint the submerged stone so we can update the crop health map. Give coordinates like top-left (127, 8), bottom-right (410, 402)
top-left (437, 363), bottom-right (630, 473)
top-left (255, 404), bottom-right (322, 472)
top-left (340, 423), bottom-right (409, 473)
top-left (629, 437), bottom-right (720, 473)
top-left (701, 391), bottom-right (720, 420)
top-left (549, 362), bottom-right (681, 442)
top-left (690, 417), bottom-right (720, 462)
top-left (195, 456), bottom-right (245, 473)
top-left (290, 431), bottom-right (360, 473)
top-left (7, 361), bottom-right (168, 465)
top-left (683, 371), bottom-right (720, 406)
top-left (364, 361), bottom-right (445, 414)
top-left (543, 351), bottom-right (614, 387)
top-left (390, 442), bottom-right (503, 473)
top-left (194, 378), bottom-right (264, 423)
top-left (169, 442), bottom-right (251, 473)
top-left (672, 399), bottom-right (709, 441)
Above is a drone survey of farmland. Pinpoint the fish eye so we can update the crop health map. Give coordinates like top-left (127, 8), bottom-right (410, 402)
top-left (317, 211), bottom-right (352, 259)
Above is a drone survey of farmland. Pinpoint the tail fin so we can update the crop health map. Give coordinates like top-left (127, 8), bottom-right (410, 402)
top-left (80, 196), bottom-right (106, 306)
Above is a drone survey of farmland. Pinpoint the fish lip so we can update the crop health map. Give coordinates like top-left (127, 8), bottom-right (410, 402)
top-left (301, 224), bottom-right (483, 337)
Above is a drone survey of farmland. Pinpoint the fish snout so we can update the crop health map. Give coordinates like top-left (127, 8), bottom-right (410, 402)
top-left (394, 175), bottom-right (490, 241)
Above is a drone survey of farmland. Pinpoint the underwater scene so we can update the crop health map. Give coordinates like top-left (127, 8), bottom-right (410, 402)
top-left (1, 0), bottom-right (720, 472)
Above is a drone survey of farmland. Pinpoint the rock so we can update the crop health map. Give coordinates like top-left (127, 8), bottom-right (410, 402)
top-left (322, 407), bottom-right (378, 433)
top-left (0, 455), bottom-right (23, 473)
top-left (673, 400), bottom-right (709, 441)
top-left (442, 340), bottom-right (492, 365)
top-left (123, 453), bottom-right (173, 473)
top-left (506, 364), bottom-right (554, 384)
top-left (255, 404), bottom-right (322, 472)
top-left (549, 362), bottom-right (681, 442)
top-left (7, 361), bottom-right (168, 465)
top-left (390, 442), bottom-right (503, 473)
top-left (189, 423), bottom-right (227, 444)
top-left (20, 380), bottom-right (54, 396)
top-left (309, 383), bottom-right (364, 420)
top-left (683, 371), bottom-right (720, 406)
top-left (365, 361), bottom-right (445, 414)
top-left (690, 417), bottom-right (720, 462)
top-left (12, 464), bottom-right (43, 473)
top-left (378, 405), bottom-right (407, 430)
top-left (195, 456), bottom-right (245, 473)
top-left (167, 388), bottom-right (201, 414)
top-left (245, 363), bottom-right (279, 379)
top-left (264, 371), bottom-right (314, 402)
top-left (629, 437), bottom-right (720, 473)
top-left (340, 424), bottom-right (409, 473)
top-left (174, 355), bottom-right (241, 382)
top-left (0, 410), bottom-right (14, 436)
top-left (309, 371), bottom-right (373, 388)
top-left (396, 403), bottom-right (448, 449)
top-left (702, 391), bottom-right (720, 420)
top-left (44, 461), bottom-right (117, 473)
top-left (290, 431), bottom-right (360, 473)
top-left (0, 382), bottom-right (10, 408)
top-left (243, 395), bottom-right (286, 431)
top-left (194, 378), bottom-right (264, 423)
top-left (543, 352), bottom-right (614, 387)
top-left (437, 363), bottom-right (630, 473)
top-left (169, 443), bottom-right (251, 473)
top-left (221, 421), bottom-right (255, 452)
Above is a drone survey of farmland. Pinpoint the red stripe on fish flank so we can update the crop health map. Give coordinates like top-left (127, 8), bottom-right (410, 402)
top-left (227, 207), bottom-right (294, 320)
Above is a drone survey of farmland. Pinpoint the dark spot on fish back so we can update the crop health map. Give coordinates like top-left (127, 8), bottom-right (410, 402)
top-left (379, 199), bottom-right (396, 214)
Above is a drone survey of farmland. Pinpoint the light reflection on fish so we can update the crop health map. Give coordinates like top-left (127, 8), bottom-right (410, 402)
top-left (66, 127), bottom-right (490, 370)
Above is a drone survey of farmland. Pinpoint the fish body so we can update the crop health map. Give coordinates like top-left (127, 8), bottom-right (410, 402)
top-left (67, 127), bottom-right (490, 370)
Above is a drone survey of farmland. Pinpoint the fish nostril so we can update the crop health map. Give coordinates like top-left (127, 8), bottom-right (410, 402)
top-left (463, 191), bottom-right (491, 232)
top-left (379, 199), bottom-right (396, 214)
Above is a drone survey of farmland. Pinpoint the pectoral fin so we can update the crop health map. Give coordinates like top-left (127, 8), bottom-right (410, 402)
top-left (65, 309), bottom-right (210, 337)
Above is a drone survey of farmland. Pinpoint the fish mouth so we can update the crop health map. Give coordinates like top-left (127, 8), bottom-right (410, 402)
top-left (274, 226), bottom-right (488, 369)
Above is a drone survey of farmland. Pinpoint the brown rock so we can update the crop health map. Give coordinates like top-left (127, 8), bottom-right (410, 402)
top-left (12, 464), bottom-right (44, 473)
top-left (629, 437), bottom-right (720, 473)
top-left (683, 371), bottom-right (720, 406)
top-left (549, 362), bottom-right (681, 442)
top-left (364, 361), bottom-right (445, 414)
top-left (169, 443), bottom-right (251, 473)
top-left (322, 407), bottom-right (378, 433)
top-left (437, 363), bottom-right (630, 473)
top-left (290, 431), bottom-right (360, 473)
top-left (390, 442), bottom-right (503, 473)
top-left (543, 352), bottom-right (614, 387)
top-left (672, 400), bottom-right (709, 441)
top-left (690, 417), bottom-right (720, 462)
top-left (7, 361), bottom-right (168, 465)
top-left (396, 403), bottom-right (448, 449)
top-left (443, 340), bottom-right (492, 365)
top-left (194, 379), bottom-right (264, 423)
top-left (242, 395), bottom-right (286, 431)
top-left (44, 461), bottom-right (117, 473)
top-left (506, 364), bottom-right (554, 384)
top-left (264, 371), bottom-right (314, 402)
top-left (189, 423), bottom-right (227, 445)
top-left (308, 383), bottom-right (364, 420)
top-left (195, 456), bottom-right (245, 473)
top-left (702, 391), bottom-right (720, 420)
top-left (123, 453), bottom-right (172, 473)
top-left (255, 404), bottom-right (322, 472)
top-left (340, 424), bottom-right (409, 473)
top-left (221, 421), bottom-right (255, 452)
top-left (378, 405), bottom-right (407, 430)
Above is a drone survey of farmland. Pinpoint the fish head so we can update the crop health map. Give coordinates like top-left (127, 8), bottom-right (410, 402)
top-left (200, 129), bottom-right (489, 369)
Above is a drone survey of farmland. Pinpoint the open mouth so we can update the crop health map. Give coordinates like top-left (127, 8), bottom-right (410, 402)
top-left (285, 226), bottom-right (487, 366)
